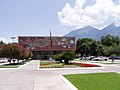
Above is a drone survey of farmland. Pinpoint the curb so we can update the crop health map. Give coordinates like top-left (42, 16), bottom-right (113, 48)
top-left (18, 61), bottom-right (32, 69)
top-left (59, 75), bottom-right (78, 90)
top-left (37, 61), bottom-right (106, 71)
top-left (37, 60), bottom-right (40, 70)
top-left (0, 61), bottom-right (32, 70)
top-left (38, 67), bottom-right (105, 71)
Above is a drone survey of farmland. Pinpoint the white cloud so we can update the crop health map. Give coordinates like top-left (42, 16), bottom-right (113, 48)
top-left (0, 38), bottom-right (11, 44)
top-left (57, 0), bottom-right (120, 29)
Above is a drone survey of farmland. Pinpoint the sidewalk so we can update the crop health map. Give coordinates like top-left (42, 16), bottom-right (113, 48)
top-left (0, 60), bottom-right (38, 90)
top-left (0, 60), bottom-right (120, 90)
top-left (0, 60), bottom-right (71, 90)
top-left (34, 69), bottom-right (71, 90)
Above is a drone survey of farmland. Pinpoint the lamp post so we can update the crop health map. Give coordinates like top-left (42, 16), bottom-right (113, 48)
top-left (50, 30), bottom-right (53, 60)
top-left (11, 36), bottom-right (15, 43)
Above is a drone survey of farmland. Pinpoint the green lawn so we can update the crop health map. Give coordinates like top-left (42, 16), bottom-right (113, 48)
top-left (73, 60), bottom-right (89, 62)
top-left (102, 62), bottom-right (120, 64)
top-left (0, 61), bottom-right (26, 68)
top-left (64, 72), bottom-right (120, 90)
top-left (90, 61), bottom-right (120, 65)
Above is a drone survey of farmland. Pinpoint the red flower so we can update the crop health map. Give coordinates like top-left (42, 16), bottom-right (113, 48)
top-left (73, 62), bottom-right (101, 67)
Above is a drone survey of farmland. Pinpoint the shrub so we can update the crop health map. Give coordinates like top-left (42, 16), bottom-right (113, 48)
top-left (61, 51), bottom-right (75, 64)
top-left (54, 54), bottom-right (62, 63)
top-left (54, 51), bottom-right (75, 64)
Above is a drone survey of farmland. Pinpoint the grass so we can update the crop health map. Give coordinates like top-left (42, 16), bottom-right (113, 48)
top-left (73, 60), bottom-right (89, 62)
top-left (102, 62), bottom-right (120, 64)
top-left (0, 61), bottom-right (26, 68)
top-left (89, 61), bottom-right (120, 65)
top-left (64, 72), bottom-right (120, 90)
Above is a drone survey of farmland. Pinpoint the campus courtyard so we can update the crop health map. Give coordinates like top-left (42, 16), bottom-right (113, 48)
top-left (0, 60), bottom-right (120, 90)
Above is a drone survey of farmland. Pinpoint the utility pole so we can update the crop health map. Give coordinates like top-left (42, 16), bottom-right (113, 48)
top-left (11, 36), bottom-right (15, 43)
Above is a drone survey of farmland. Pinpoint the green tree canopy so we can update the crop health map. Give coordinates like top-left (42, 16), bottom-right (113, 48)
top-left (101, 34), bottom-right (120, 46)
top-left (76, 38), bottom-right (100, 56)
top-left (0, 44), bottom-right (33, 63)
top-left (54, 51), bottom-right (75, 64)
top-left (0, 40), bottom-right (5, 45)
top-left (103, 45), bottom-right (120, 56)
top-left (100, 34), bottom-right (120, 56)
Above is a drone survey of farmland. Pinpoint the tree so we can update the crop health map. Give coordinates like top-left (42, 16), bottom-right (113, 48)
top-left (103, 45), bottom-right (120, 56)
top-left (28, 51), bottom-right (33, 60)
top-left (76, 38), bottom-right (99, 56)
top-left (0, 44), bottom-right (33, 63)
top-left (0, 40), bottom-right (5, 45)
top-left (61, 51), bottom-right (75, 64)
top-left (54, 54), bottom-right (62, 63)
top-left (54, 51), bottom-right (75, 64)
top-left (101, 34), bottom-right (120, 56)
top-left (96, 43), bottom-right (103, 56)
top-left (23, 50), bottom-right (33, 60)
top-left (101, 34), bottom-right (120, 46)
top-left (0, 44), bottom-right (21, 63)
top-left (0, 46), bottom-right (2, 58)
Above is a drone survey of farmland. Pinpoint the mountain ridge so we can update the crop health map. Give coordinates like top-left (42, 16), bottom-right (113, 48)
top-left (64, 23), bottom-right (120, 41)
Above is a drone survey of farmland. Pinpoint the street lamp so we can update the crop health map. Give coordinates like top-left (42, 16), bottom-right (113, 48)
top-left (11, 36), bottom-right (15, 43)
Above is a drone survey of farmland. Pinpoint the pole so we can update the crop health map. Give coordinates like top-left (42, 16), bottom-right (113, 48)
top-left (11, 36), bottom-right (15, 43)
top-left (50, 30), bottom-right (53, 60)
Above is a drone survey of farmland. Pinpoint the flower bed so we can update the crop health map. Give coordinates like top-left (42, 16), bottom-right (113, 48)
top-left (40, 61), bottom-right (57, 65)
top-left (40, 61), bottom-right (64, 68)
top-left (73, 62), bottom-right (101, 67)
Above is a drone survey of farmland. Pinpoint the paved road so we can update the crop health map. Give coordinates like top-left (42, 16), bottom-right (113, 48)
top-left (0, 60), bottom-right (120, 90)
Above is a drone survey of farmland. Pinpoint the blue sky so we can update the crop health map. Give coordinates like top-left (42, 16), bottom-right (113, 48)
top-left (0, 0), bottom-right (120, 43)
top-left (0, 0), bottom-right (75, 43)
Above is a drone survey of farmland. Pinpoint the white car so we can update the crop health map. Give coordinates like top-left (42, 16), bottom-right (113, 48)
top-left (93, 56), bottom-right (108, 61)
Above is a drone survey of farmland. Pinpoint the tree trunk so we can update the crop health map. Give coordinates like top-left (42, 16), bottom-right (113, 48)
top-left (64, 59), bottom-right (69, 64)
top-left (17, 59), bottom-right (19, 63)
top-left (60, 59), bottom-right (63, 63)
top-left (8, 58), bottom-right (11, 64)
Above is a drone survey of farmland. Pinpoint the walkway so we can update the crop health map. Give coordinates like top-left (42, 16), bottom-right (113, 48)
top-left (0, 61), bottom-right (37, 90)
top-left (0, 60), bottom-right (120, 90)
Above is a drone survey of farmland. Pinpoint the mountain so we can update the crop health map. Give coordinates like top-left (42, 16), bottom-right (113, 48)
top-left (64, 23), bottom-right (120, 41)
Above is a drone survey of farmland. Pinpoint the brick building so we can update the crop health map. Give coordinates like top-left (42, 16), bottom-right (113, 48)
top-left (18, 36), bottom-right (75, 60)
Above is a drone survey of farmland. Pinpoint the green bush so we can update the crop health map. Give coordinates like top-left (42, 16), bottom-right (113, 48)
top-left (111, 54), bottom-right (117, 56)
top-left (54, 54), bottom-right (62, 63)
top-left (54, 51), bottom-right (75, 64)
top-left (61, 51), bottom-right (75, 64)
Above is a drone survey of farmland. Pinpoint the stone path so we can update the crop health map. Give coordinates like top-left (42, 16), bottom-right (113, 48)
top-left (0, 60), bottom-right (120, 90)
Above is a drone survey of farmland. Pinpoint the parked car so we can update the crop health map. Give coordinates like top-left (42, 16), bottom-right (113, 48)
top-left (93, 56), bottom-right (108, 61)
top-left (79, 56), bottom-right (95, 60)
top-left (109, 56), bottom-right (120, 60)
top-left (88, 56), bottom-right (95, 60)
top-left (79, 57), bottom-right (88, 60)
top-left (0, 58), bottom-right (8, 63)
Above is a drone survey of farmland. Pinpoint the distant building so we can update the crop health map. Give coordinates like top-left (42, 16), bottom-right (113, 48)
top-left (18, 36), bottom-right (75, 60)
